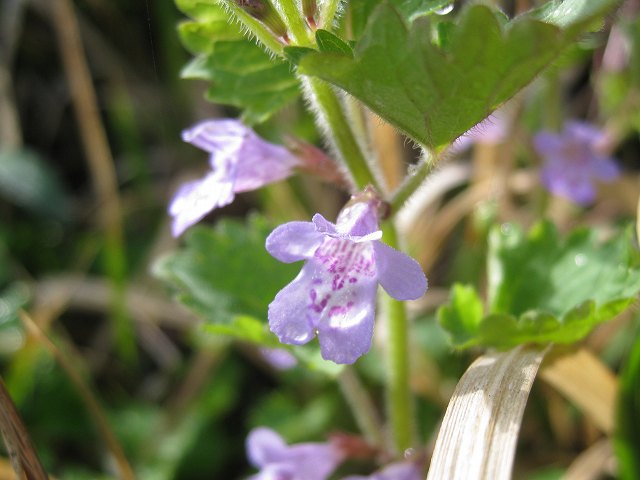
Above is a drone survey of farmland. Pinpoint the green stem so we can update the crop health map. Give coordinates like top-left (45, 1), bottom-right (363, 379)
top-left (337, 367), bottom-right (384, 447)
top-left (276, 0), bottom-right (313, 45)
top-left (319, 0), bottom-right (340, 30)
top-left (303, 77), bottom-right (380, 191)
top-left (390, 149), bottom-right (437, 212)
top-left (380, 222), bottom-right (414, 454)
top-left (344, 94), bottom-right (371, 156)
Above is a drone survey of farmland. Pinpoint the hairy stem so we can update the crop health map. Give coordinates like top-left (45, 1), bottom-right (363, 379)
top-left (319, 0), bottom-right (341, 30)
top-left (303, 77), bottom-right (380, 192)
top-left (380, 222), bottom-right (414, 454)
top-left (390, 149), bottom-right (437, 212)
top-left (276, 0), bottom-right (312, 45)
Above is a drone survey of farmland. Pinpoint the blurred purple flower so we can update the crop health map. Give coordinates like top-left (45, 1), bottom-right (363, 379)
top-left (169, 119), bottom-right (299, 236)
top-left (259, 347), bottom-right (298, 370)
top-left (533, 121), bottom-right (620, 205)
top-left (342, 461), bottom-right (422, 480)
top-left (266, 192), bottom-right (427, 364)
top-left (246, 427), bottom-right (343, 480)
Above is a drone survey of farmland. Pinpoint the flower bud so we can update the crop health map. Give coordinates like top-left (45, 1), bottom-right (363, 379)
top-left (302, 0), bottom-right (317, 27)
top-left (234, 0), bottom-right (288, 38)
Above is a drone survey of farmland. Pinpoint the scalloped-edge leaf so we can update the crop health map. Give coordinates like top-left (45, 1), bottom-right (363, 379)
top-left (294, 0), bottom-right (621, 149)
top-left (153, 216), bottom-right (299, 328)
top-left (488, 221), bottom-right (640, 316)
top-left (178, 18), bottom-right (244, 55)
top-left (175, 1), bottom-right (300, 123)
top-left (350, 0), bottom-right (453, 38)
top-left (437, 221), bottom-right (640, 349)
top-left (183, 41), bottom-right (300, 125)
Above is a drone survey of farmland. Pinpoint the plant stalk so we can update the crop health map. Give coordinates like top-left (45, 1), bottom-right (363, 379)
top-left (380, 222), bottom-right (414, 454)
top-left (390, 149), bottom-right (437, 212)
top-left (319, 0), bottom-right (341, 30)
top-left (276, 0), bottom-right (312, 45)
top-left (303, 77), bottom-right (380, 192)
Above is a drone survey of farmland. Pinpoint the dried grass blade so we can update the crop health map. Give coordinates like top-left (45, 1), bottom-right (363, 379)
top-left (0, 378), bottom-right (48, 479)
top-left (427, 345), bottom-right (547, 480)
top-left (563, 438), bottom-right (615, 480)
top-left (539, 348), bottom-right (617, 434)
top-left (19, 311), bottom-right (135, 480)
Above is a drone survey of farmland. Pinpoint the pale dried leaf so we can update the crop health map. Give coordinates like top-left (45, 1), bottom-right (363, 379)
top-left (427, 345), bottom-right (546, 480)
top-left (563, 438), bottom-right (616, 480)
top-left (540, 348), bottom-right (617, 433)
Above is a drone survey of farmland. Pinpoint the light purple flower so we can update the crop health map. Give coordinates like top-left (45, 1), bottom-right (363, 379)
top-left (169, 119), bottom-right (299, 236)
top-left (266, 192), bottom-right (428, 364)
top-left (246, 427), bottom-right (343, 480)
top-left (259, 347), bottom-right (298, 370)
top-left (533, 121), bottom-right (620, 205)
top-left (342, 461), bottom-right (422, 480)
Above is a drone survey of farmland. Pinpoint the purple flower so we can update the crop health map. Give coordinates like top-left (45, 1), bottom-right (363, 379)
top-left (533, 121), bottom-right (620, 205)
top-left (266, 192), bottom-right (428, 364)
top-left (246, 427), bottom-right (343, 480)
top-left (169, 119), bottom-right (299, 236)
top-left (342, 461), bottom-right (422, 480)
top-left (259, 347), bottom-right (298, 370)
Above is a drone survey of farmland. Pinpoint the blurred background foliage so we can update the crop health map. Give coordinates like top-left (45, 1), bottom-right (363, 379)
top-left (0, 0), bottom-right (638, 479)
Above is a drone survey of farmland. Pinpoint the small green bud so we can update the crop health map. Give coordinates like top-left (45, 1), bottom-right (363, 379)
top-left (234, 0), bottom-right (288, 38)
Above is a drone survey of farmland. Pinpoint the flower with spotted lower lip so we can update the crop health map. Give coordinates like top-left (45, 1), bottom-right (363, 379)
top-left (265, 191), bottom-right (427, 364)
top-left (169, 119), bottom-right (299, 237)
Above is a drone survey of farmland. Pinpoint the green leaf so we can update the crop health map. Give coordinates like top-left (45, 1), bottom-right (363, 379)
top-left (178, 19), bottom-right (243, 55)
top-left (153, 216), bottom-right (299, 338)
top-left (294, 0), bottom-right (621, 149)
top-left (438, 222), bottom-right (640, 349)
top-left (350, 0), bottom-right (452, 37)
top-left (437, 284), bottom-right (483, 347)
top-left (284, 46), bottom-right (318, 64)
top-left (393, 0), bottom-right (454, 22)
top-left (184, 41), bottom-right (300, 125)
top-left (533, 0), bottom-right (615, 32)
top-left (488, 222), bottom-right (640, 316)
top-left (176, 1), bottom-right (300, 123)
top-left (315, 30), bottom-right (353, 56)
top-left (154, 217), bottom-right (347, 373)
top-left (202, 315), bottom-right (280, 347)
top-left (0, 282), bottom-right (30, 356)
top-left (615, 331), bottom-right (640, 479)
top-left (0, 149), bottom-right (70, 220)
top-left (175, 0), bottom-right (228, 20)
